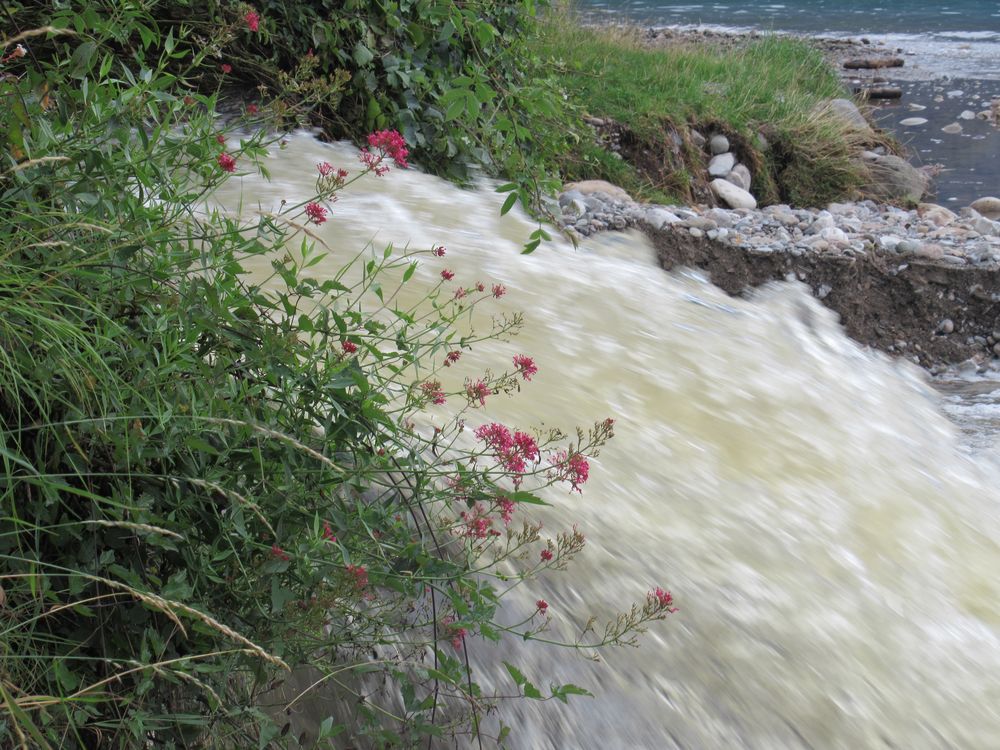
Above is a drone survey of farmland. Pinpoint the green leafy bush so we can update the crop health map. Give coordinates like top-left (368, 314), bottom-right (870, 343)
top-left (0, 7), bottom-right (674, 747)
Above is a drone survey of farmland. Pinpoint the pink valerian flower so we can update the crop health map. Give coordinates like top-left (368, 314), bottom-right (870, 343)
top-left (217, 152), bottom-right (237, 172)
top-left (359, 149), bottom-right (390, 176)
top-left (496, 497), bottom-right (515, 525)
top-left (367, 129), bottom-right (409, 168)
top-left (548, 450), bottom-right (590, 492)
top-left (244, 8), bottom-right (261, 32)
top-left (342, 340), bottom-right (358, 354)
top-left (317, 161), bottom-right (334, 176)
top-left (345, 564), bottom-right (368, 591)
top-left (432, 245), bottom-right (446, 257)
top-left (512, 354), bottom-right (537, 381)
top-left (474, 422), bottom-right (539, 475)
top-left (444, 350), bottom-right (461, 367)
top-left (440, 269), bottom-right (455, 281)
top-left (453, 287), bottom-right (467, 300)
top-left (271, 544), bottom-right (290, 561)
top-left (305, 202), bottom-right (328, 224)
top-left (246, 103), bottom-right (258, 115)
top-left (475, 281), bottom-right (485, 292)
top-left (322, 521), bottom-right (337, 542)
top-left (648, 587), bottom-right (678, 614)
top-left (465, 379), bottom-right (492, 407)
top-left (215, 134), bottom-right (226, 145)
top-left (420, 380), bottom-right (446, 405)
top-left (441, 615), bottom-right (467, 650)
top-left (536, 599), bottom-right (549, 614)
top-left (540, 548), bottom-right (553, 562)
top-left (458, 503), bottom-right (501, 539)
top-left (492, 283), bottom-right (506, 299)
top-left (220, 63), bottom-right (232, 74)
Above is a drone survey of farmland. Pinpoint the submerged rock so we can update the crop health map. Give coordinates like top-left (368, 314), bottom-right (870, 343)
top-left (861, 154), bottom-right (929, 203)
top-left (970, 197), bottom-right (1000, 220)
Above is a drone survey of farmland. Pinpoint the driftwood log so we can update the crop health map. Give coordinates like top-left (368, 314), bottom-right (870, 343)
top-left (854, 86), bottom-right (903, 100)
top-left (843, 57), bottom-right (905, 70)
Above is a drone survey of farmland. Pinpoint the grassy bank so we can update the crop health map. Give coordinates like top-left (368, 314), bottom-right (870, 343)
top-left (534, 18), bottom-right (884, 206)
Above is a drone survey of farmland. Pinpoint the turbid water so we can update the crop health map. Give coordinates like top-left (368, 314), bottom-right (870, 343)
top-left (220, 134), bottom-right (1000, 748)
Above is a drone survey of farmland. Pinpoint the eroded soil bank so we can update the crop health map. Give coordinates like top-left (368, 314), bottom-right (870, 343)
top-left (646, 226), bottom-right (1000, 370)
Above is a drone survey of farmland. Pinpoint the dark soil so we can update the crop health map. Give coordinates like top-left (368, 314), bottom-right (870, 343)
top-left (645, 226), bottom-right (1000, 369)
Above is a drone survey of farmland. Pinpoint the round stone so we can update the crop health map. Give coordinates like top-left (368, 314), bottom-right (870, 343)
top-left (709, 134), bottom-right (730, 154)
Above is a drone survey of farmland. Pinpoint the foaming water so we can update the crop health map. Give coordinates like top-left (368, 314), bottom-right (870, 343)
top-left (218, 134), bottom-right (1000, 747)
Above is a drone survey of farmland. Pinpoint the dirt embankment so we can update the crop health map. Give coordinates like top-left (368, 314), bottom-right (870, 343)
top-left (646, 226), bottom-right (1000, 369)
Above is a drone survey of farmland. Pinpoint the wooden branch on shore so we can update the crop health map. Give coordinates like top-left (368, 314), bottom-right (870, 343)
top-left (843, 57), bottom-right (904, 70)
top-left (854, 86), bottom-right (902, 100)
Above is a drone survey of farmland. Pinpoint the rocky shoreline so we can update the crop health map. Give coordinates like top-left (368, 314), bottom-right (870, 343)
top-left (557, 180), bottom-right (1000, 372)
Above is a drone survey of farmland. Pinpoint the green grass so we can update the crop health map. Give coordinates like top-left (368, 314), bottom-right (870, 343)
top-left (534, 17), bottom-right (881, 206)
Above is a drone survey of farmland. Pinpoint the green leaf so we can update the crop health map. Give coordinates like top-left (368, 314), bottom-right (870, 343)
top-left (500, 192), bottom-right (518, 216)
top-left (353, 43), bottom-right (374, 66)
top-left (445, 96), bottom-right (466, 122)
top-left (523, 681), bottom-right (543, 700)
top-left (509, 490), bottom-right (549, 506)
top-left (503, 661), bottom-right (526, 687)
top-left (402, 261), bottom-right (417, 283)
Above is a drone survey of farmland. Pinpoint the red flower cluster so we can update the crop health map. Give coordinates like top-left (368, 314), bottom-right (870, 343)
top-left (474, 422), bottom-right (539, 475)
top-left (217, 152), bottom-right (236, 172)
top-left (512, 354), bottom-right (537, 381)
top-left (497, 497), bottom-right (515, 525)
top-left (420, 380), bottom-right (446, 405)
top-left (358, 129), bottom-right (409, 175)
top-left (342, 340), bottom-right (358, 354)
top-left (453, 287), bottom-right (467, 300)
top-left (317, 161), bottom-right (334, 176)
top-left (465, 379), bottom-right (492, 407)
top-left (648, 587), bottom-right (678, 613)
top-left (246, 103), bottom-right (258, 115)
top-left (220, 63), bottom-right (232, 74)
top-left (271, 544), bottom-right (290, 561)
top-left (433, 245), bottom-right (446, 256)
top-left (345, 564), bottom-right (368, 590)
top-left (492, 283), bottom-right (506, 299)
top-left (549, 450), bottom-right (590, 492)
top-left (536, 599), bottom-right (549, 614)
top-left (215, 134), bottom-right (226, 145)
top-left (244, 9), bottom-right (261, 32)
top-left (322, 521), bottom-right (336, 542)
top-left (540, 548), bottom-right (553, 562)
top-left (305, 202), bottom-right (328, 224)
top-left (367, 129), bottom-right (409, 168)
top-left (442, 615), bottom-right (467, 650)
top-left (458, 503), bottom-right (500, 539)
top-left (444, 351), bottom-right (461, 367)
top-left (440, 269), bottom-right (455, 281)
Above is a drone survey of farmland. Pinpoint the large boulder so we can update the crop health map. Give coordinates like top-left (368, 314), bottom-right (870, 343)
top-left (562, 180), bottom-right (633, 203)
top-left (710, 178), bottom-right (757, 210)
top-left (860, 153), bottom-right (930, 203)
top-left (970, 196), bottom-right (1000, 220)
top-left (820, 98), bottom-right (874, 135)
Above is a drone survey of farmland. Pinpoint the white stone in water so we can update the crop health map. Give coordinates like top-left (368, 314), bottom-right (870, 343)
top-left (710, 178), bottom-right (756, 210)
top-left (708, 152), bottom-right (736, 177)
top-left (958, 110), bottom-right (977, 120)
top-left (941, 122), bottom-right (963, 134)
top-left (899, 117), bottom-right (928, 126)
top-left (908, 103), bottom-right (927, 111)
top-left (946, 89), bottom-right (964, 98)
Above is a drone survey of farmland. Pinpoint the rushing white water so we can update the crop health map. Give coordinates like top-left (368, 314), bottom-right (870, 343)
top-left (221, 133), bottom-right (1000, 748)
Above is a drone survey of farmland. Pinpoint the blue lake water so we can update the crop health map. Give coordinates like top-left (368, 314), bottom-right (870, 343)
top-left (579, 0), bottom-right (1000, 36)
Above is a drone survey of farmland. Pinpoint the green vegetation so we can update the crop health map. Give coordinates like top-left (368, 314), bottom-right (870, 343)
top-left (0, 3), bottom-right (676, 747)
top-left (533, 17), bottom-right (880, 206)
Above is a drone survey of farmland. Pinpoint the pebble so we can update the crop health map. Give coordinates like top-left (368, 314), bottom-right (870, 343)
top-left (958, 110), bottom-right (977, 120)
top-left (899, 117), bottom-right (928, 126)
top-left (708, 153), bottom-right (736, 177)
top-left (941, 123), bottom-right (963, 134)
